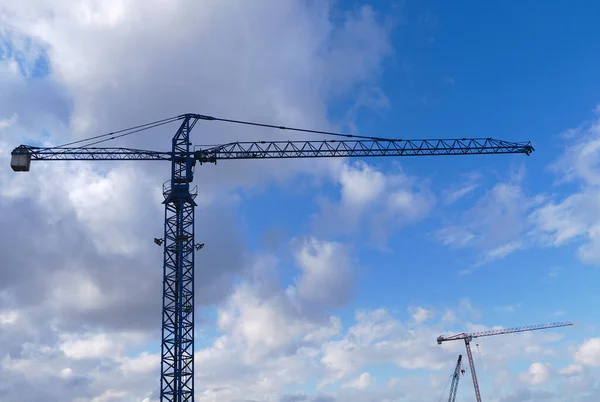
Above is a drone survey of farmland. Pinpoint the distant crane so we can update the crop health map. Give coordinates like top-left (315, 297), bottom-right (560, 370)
top-left (10, 113), bottom-right (535, 402)
top-left (447, 354), bottom-right (464, 402)
top-left (437, 321), bottom-right (574, 402)
top-left (437, 354), bottom-right (464, 402)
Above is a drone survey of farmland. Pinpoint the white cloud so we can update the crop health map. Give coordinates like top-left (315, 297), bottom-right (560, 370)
top-left (548, 266), bottom-right (562, 278)
top-left (574, 338), bottom-right (600, 366)
top-left (60, 333), bottom-right (113, 360)
top-left (518, 362), bottom-right (552, 385)
top-left (59, 331), bottom-right (147, 360)
top-left (442, 171), bottom-right (482, 204)
top-left (313, 160), bottom-right (435, 246)
top-left (0, 310), bottom-right (19, 325)
top-left (48, 270), bottom-right (106, 313)
top-left (428, 115), bottom-right (600, 268)
top-left (457, 298), bottom-right (481, 320)
top-left (215, 250), bottom-right (349, 365)
top-left (58, 367), bottom-right (73, 378)
top-left (434, 226), bottom-right (475, 248)
top-left (437, 116), bottom-right (600, 267)
top-left (527, 117), bottom-right (600, 264)
top-left (343, 372), bottom-right (374, 389)
top-left (408, 306), bottom-right (435, 324)
top-left (0, 112), bottom-right (18, 128)
top-left (339, 161), bottom-right (388, 207)
top-left (292, 237), bottom-right (356, 308)
top-left (66, 163), bottom-right (161, 256)
top-left (0, 285), bottom-right (593, 401)
top-left (442, 310), bottom-right (456, 323)
top-left (495, 304), bottom-right (520, 313)
top-left (89, 389), bottom-right (130, 402)
top-left (559, 363), bottom-right (583, 376)
top-left (319, 307), bottom-right (462, 387)
top-left (433, 166), bottom-right (544, 265)
top-left (118, 352), bottom-right (160, 374)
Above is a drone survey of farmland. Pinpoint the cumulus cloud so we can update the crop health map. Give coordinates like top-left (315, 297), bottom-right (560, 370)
top-left (408, 306), bottom-right (435, 324)
top-left (292, 237), bottom-right (356, 308)
top-left (313, 160), bottom-right (435, 247)
top-left (518, 362), bottom-right (553, 386)
top-left (434, 165), bottom-right (544, 266)
top-left (528, 117), bottom-right (600, 264)
top-left (0, 112), bottom-right (18, 128)
top-left (342, 372), bottom-right (374, 389)
top-left (442, 171), bottom-right (482, 205)
top-left (434, 115), bottom-right (600, 268)
top-left (574, 338), bottom-right (600, 366)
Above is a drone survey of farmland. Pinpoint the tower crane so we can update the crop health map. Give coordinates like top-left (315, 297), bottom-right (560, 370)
top-left (10, 113), bottom-right (535, 402)
top-left (437, 321), bottom-right (574, 402)
top-left (447, 355), bottom-right (464, 402)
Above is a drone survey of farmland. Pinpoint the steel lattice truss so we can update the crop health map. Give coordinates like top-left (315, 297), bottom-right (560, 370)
top-left (160, 118), bottom-right (197, 401)
top-left (437, 321), bottom-right (574, 343)
top-left (198, 137), bottom-right (534, 162)
top-left (11, 138), bottom-right (534, 164)
top-left (447, 355), bottom-right (463, 402)
top-left (161, 201), bottom-right (195, 400)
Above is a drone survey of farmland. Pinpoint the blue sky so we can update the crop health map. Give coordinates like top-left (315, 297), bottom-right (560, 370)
top-left (235, 1), bottom-right (599, 323)
top-left (1, 1), bottom-right (599, 401)
top-left (193, 0), bottom-right (600, 397)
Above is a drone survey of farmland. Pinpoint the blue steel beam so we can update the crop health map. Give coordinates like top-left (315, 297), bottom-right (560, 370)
top-left (11, 137), bottom-right (534, 166)
top-left (448, 355), bottom-right (463, 402)
top-left (161, 116), bottom-right (197, 401)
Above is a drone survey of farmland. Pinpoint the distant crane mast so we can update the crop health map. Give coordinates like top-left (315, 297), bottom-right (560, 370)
top-left (437, 321), bottom-right (574, 402)
top-left (11, 113), bottom-right (535, 402)
top-left (447, 354), bottom-right (464, 402)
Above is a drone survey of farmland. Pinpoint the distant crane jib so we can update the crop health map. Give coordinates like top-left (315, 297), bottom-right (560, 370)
top-left (437, 321), bottom-right (574, 343)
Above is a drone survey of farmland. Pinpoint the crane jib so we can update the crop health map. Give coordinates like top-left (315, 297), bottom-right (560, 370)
top-left (10, 138), bottom-right (534, 172)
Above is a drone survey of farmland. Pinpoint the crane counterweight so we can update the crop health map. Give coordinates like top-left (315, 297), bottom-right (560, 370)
top-left (10, 146), bottom-right (32, 171)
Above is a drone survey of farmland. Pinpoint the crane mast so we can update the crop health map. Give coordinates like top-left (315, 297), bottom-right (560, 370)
top-left (11, 113), bottom-right (535, 401)
top-left (437, 321), bottom-right (573, 402)
top-left (160, 117), bottom-right (198, 400)
top-left (447, 354), bottom-right (463, 402)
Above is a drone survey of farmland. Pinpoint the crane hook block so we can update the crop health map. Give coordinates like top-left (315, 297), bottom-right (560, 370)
top-left (11, 148), bottom-right (32, 172)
